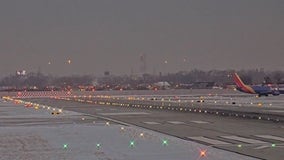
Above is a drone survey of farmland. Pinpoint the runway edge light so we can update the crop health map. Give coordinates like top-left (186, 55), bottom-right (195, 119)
top-left (199, 149), bottom-right (207, 157)
top-left (129, 140), bottom-right (135, 148)
top-left (162, 139), bottom-right (168, 146)
top-left (63, 144), bottom-right (68, 149)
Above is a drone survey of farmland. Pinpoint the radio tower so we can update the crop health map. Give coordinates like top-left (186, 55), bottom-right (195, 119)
top-left (139, 54), bottom-right (147, 74)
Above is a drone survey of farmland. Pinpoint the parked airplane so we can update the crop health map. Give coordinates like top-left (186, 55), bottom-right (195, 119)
top-left (233, 73), bottom-right (280, 96)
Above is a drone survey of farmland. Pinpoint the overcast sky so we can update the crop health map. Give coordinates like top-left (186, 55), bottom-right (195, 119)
top-left (0, 0), bottom-right (283, 76)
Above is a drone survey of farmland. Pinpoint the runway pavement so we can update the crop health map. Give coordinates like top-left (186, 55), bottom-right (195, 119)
top-left (24, 96), bottom-right (284, 160)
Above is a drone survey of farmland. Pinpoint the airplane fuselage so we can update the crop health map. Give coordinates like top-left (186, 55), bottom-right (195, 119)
top-left (233, 73), bottom-right (280, 96)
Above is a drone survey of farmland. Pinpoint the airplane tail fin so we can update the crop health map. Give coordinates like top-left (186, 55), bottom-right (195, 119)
top-left (233, 73), bottom-right (246, 88)
top-left (233, 73), bottom-right (255, 94)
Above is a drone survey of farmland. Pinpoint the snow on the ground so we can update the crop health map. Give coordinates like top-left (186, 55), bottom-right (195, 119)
top-left (0, 99), bottom-right (259, 160)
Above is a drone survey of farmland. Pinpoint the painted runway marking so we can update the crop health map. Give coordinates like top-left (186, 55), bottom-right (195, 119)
top-left (0, 103), bottom-right (19, 106)
top-left (254, 144), bottom-right (284, 150)
top-left (188, 136), bottom-right (231, 145)
top-left (99, 112), bottom-right (149, 116)
top-left (167, 121), bottom-right (185, 125)
top-left (254, 145), bottom-right (270, 150)
top-left (254, 135), bottom-right (284, 142)
top-left (220, 136), bottom-right (267, 144)
top-left (267, 110), bottom-right (284, 113)
top-left (190, 121), bottom-right (209, 124)
top-left (143, 121), bottom-right (161, 125)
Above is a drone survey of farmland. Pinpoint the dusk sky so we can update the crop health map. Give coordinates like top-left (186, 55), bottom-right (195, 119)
top-left (0, 0), bottom-right (283, 76)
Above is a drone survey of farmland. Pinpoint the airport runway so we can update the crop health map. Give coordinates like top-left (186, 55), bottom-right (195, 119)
top-left (24, 93), bottom-right (284, 160)
top-left (1, 97), bottom-right (261, 160)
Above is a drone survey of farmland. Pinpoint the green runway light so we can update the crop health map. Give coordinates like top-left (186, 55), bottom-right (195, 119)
top-left (162, 139), bottom-right (168, 146)
top-left (96, 143), bottom-right (101, 149)
top-left (63, 144), bottom-right (68, 149)
top-left (129, 140), bottom-right (135, 147)
top-left (272, 144), bottom-right (276, 147)
top-left (237, 144), bottom-right (242, 148)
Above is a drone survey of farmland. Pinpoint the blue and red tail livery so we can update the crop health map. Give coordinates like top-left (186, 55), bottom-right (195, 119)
top-left (233, 73), bottom-right (280, 96)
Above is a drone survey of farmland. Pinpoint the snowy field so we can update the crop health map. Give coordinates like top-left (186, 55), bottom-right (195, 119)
top-left (0, 98), bottom-right (260, 160)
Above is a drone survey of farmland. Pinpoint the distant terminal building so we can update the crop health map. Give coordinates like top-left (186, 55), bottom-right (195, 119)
top-left (191, 82), bottom-right (215, 89)
top-left (152, 81), bottom-right (171, 90)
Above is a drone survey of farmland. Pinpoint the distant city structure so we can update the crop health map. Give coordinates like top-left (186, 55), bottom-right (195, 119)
top-left (104, 71), bottom-right (110, 76)
top-left (0, 69), bottom-right (283, 92)
top-left (16, 70), bottom-right (26, 76)
top-left (139, 54), bottom-right (147, 74)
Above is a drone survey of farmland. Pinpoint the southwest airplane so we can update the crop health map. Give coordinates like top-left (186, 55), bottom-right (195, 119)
top-left (233, 73), bottom-right (280, 96)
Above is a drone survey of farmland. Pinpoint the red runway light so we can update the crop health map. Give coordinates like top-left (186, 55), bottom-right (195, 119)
top-left (200, 149), bottom-right (207, 157)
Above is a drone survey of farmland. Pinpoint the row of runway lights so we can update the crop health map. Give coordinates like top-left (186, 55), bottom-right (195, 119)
top-left (10, 92), bottom-right (275, 108)
top-left (2, 96), bottom-right (211, 158)
top-left (53, 96), bottom-right (281, 123)
top-left (6, 95), bottom-right (280, 122)
top-left (2, 96), bottom-right (279, 156)
top-left (52, 94), bottom-right (274, 108)
top-left (2, 97), bottom-right (63, 115)
top-left (59, 126), bottom-right (213, 159)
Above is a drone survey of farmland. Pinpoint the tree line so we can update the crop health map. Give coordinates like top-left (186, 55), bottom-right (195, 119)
top-left (0, 69), bottom-right (283, 90)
